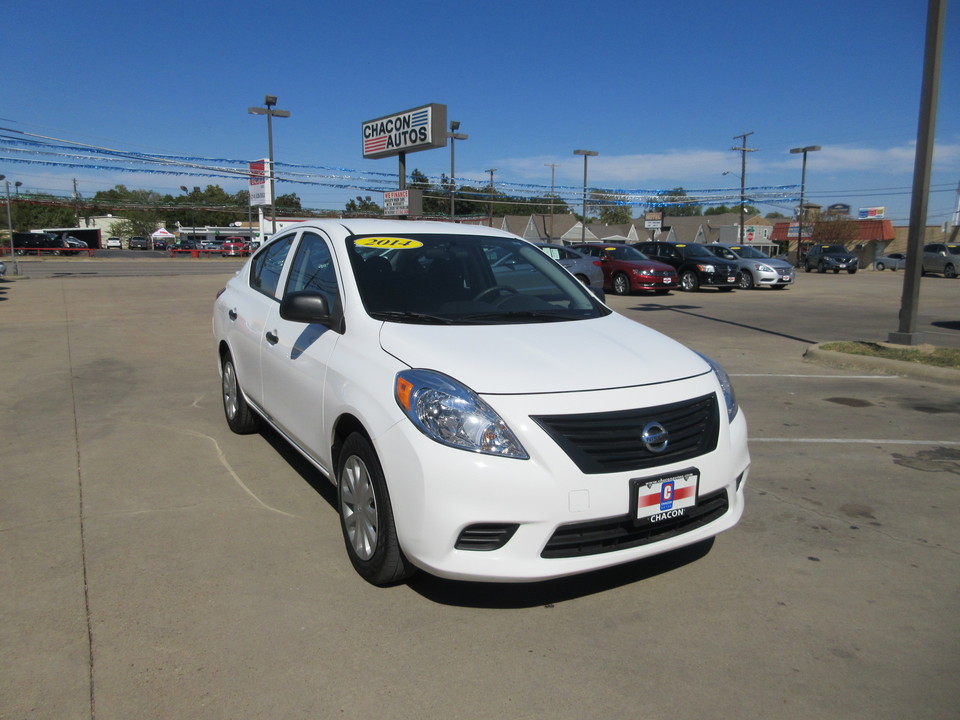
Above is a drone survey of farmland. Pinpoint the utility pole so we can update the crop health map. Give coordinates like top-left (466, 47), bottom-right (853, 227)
top-left (72, 178), bottom-right (80, 227)
top-left (486, 168), bottom-right (496, 227)
top-left (731, 132), bottom-right (756, 243)
top-left (544, 163), bottom-right (559, 240)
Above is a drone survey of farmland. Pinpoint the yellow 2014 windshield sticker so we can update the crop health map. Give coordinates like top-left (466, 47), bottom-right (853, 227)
top-left (355, 237), bottom-right (423, 249)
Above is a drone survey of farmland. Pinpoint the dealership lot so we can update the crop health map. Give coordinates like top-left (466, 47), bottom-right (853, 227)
top-left (1, 264), bottom-right (957, 719)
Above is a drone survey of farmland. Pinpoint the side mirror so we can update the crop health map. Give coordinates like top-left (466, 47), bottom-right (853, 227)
top-left (280, 290), bottom-right (340, 328)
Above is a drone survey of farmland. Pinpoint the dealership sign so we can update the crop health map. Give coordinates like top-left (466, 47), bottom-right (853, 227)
top-left (362, 104), bottom-right (447, 160)
top-left (249, 160), bottom-right (272, 206)
top-left (859, 206), bottom-right (885, 219)
top-left (383, 189), bottom-right (423, 217)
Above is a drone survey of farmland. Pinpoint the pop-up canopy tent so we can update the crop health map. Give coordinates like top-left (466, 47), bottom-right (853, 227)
top-left (151, 228), bottom-right (175, 240)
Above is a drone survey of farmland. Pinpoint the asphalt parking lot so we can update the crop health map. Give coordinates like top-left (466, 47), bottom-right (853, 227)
top-left (1, 261), bottom-right (958, 720)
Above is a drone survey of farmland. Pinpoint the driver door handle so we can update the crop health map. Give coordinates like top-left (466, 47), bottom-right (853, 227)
top-left (265, 330), bottom-right (279, 346)
top-left (228, 309), bottom-right (238, 321)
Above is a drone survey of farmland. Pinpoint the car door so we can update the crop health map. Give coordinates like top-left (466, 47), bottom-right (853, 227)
top-left (259, 230), bottom-right (343, 465)
top-left (226, 234), bottom-right (296, 410)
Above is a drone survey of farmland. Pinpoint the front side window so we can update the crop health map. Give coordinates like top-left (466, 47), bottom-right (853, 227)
top-left (250, 235), bottom-right (294, 298)
top-left (285, 232), bottom-right (341, 313)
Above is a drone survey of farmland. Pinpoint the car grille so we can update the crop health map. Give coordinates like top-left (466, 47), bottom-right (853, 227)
top-left (532, 393), bottom-right (719, 474)
top-left (541, 488), bottom-right (729, 558)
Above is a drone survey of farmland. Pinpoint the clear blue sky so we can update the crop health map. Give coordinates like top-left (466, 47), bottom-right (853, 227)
top-left (2, 0), bottom-right (958, 226)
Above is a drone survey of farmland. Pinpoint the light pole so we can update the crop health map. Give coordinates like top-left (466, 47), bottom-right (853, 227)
top-left (248, 94), bottom-right (291, 236)
top-left (573, 150), bottom-right (598, 243)
top-left (790, 145), bottom-right (821, 266)
top-left (447, 121), bottom-right (468, 220)
top-left (2, 176), bottom-right (19, 275)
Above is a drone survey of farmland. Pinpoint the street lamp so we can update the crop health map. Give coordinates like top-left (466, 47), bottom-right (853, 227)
top-left (447, 121), bottom-right (468, 219)
top-left (790, 145), bottom-right (821, 266)
top-left (573, 150), bottom-right (598, 243)
top-left (248, 94), bottom-right (291, 236)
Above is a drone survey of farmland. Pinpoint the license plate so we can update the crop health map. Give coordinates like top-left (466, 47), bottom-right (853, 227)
top-left (727, 276), bottom-right (736, 283)
top-left (663, 278), bottom-right (672, 284)
top-left (839, 264), bottom-right (847, 268)
top-left (630, 469), bottom-right (699, 524)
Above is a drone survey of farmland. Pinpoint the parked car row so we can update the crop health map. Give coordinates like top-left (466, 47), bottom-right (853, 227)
top-left (559, 240), bottom-right (794, 295)
top-left (872, 243), bottom-right (958, 278)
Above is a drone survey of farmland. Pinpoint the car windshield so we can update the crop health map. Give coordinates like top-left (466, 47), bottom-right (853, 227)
top-left (680, 244), bottom-right (714, 258)
top-left (819, 245), bottom-right (848, 253)
top-left (348, 233), bottom-right (609, 325)
top-left (947, 245), bottom-right (960, 256)
top-left (729, 246), bottom-right (769, 259)
top-left (604, 245), bottom-right (648, 261)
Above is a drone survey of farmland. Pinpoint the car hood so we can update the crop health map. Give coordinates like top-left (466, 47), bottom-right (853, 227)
top-left (378, 312), bottom-right (708, 395)
top-left (822, 253), bottom-right (857, 261)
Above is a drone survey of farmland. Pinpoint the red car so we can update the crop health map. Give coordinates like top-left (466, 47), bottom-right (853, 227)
top-left (221, 238), bottom-right (249, 257)
top-left (571, 243), bottom-right (679, 295)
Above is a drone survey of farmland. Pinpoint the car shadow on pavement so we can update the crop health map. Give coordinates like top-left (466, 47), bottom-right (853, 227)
top-left (631, 303), bottom-right (816, 344)
top-left (407, 539), bottom-right (715, 608)
top-left (258, 423), bottom-right (338, 509)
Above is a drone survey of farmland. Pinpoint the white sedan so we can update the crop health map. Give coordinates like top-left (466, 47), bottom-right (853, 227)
top-left (213, 219), bottom-right (750, 585)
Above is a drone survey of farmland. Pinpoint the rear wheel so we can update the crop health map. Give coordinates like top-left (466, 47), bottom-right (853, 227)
top-left (337, 433), bottom-right (414, 586)
top-left (574, 273), bottom-right (589, 285)
top-left (612, 272), bottom-right (631, 295)
top-left (875, 262), bottom-right (886, 271)
top-left (221, 352), bottom-right (259, 434)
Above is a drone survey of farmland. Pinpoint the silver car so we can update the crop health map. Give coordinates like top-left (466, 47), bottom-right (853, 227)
top-left (705, 244), bottom-right (795, 289)
top-left (874, 252), bottom-right (907, 271)
top-left (535, 242), bottom-right (604, 287)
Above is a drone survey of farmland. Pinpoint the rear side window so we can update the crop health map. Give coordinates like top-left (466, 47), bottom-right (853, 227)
top-left (250, 235), bottom-right (294, 298)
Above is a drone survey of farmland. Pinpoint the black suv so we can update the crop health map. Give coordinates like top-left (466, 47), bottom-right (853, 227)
top-left (803, 244), bottom-right (858, 274)
top-left (12, 232), bottom-right (66, 256)
top-left (635, 241), bottom-right (738, 292)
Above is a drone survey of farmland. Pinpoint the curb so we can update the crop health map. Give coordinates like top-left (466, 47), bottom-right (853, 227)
top-left (804, 343), bottom-right (960, 386)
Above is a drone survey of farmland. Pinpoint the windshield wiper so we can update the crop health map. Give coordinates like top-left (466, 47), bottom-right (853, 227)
top-left (372, 310), bottom-right (457, 325)
top-left (460, 310), bottom-right (573, 323)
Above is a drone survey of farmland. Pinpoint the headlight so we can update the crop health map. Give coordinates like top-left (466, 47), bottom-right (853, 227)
top-left (755, 263), bottom-right (773, 272)
top-left (696, 264), bottom-right (716, 273)
top-left (696, 353), bottom-right (739, 422)
top-left (395, 369), bottom-right (528, 458)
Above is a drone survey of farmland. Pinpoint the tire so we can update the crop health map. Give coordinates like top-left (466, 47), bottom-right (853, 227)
top-left (875, 262), bottom-right (885, 271)
top-left (337, 433), bottom-right (413, 586)
top-left (804, 264), bottom-right (811, 273)
top-left (818, 262), bottom-right (826, 274)
top-left (574, 273), bottom-right (589, 285)
top-left (679, 270), bottom-right (700, 292)
top-left (612, 272), bottom-right (631, 295)
top-left (945, 264), bottom-right (957, 279)
top-left (221, 352), bottom-right (259, 434)
top-left (738, 271), bottom-right (754, 290)
top-left (847, 268), bottom-right (857, 274)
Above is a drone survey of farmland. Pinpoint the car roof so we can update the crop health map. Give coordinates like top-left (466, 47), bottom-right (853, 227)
top-left (291, 218), bottom-right (521, 240)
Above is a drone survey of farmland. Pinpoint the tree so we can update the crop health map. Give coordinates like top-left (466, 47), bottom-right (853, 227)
top-left (812, 216), bottom-right (859, 245)
top-left (589, 190), bottom-right (633, 225)
top-left (653, 187), bottom-right (702, 217)
top-left (344, 195), bottom-right (382, 216)
top-left (704, 203), bottom-right (759, 216)
top-left (9, 195), bottom-right (75, 232)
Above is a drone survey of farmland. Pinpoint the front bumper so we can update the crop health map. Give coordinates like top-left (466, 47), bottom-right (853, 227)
top-left (374, 375), bottom-right (750, 582)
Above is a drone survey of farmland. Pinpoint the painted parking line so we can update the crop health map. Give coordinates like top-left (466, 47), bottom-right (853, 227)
top-left (732, 374), bottom-right (897, 379)
top-left (750, 438), bottom-right (960, 446)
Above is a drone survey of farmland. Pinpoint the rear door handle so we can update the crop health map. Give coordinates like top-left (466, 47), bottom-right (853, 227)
top-left (228, 309), bottom-right (238, 321)
top-left (265, 330), bottom-right (279, 345)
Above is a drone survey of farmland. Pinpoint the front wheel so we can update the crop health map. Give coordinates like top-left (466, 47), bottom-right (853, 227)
top-left (875, 262), bottom-right (886, 271)
top-left (847, 268), bottom-right (857, 274)
top-left (945, 264), bottom-right (957, 279)
top-left (679, 270), bottom-right (700, 292)
top-left (738, 271), bottom-right (754, 290)
top-left (818, 262), bottom-right (826, 274)
top-left (337, 434), bottom-right (414, 586)
top-left (612, 272), bottom-right (631, 295)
